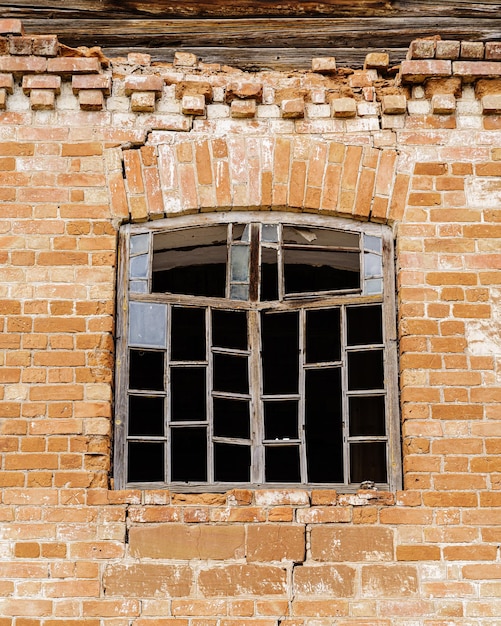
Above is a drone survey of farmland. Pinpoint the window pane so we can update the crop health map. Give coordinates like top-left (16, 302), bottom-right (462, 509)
top-left (152, 226), bottom-right (228, 297)
top-left (171, 307), bottom-right (206, 361)
top-left (230, 245), bottom-right (250, 282)
top-left (170, 368), bottom-right (206, 421)
top-left (347, 305), bottom-right (383, 346)
top-left (265, 445), bottom-right (300, 483)
top-left (261, 248), bottom-right (279, 302)
top-left (212, 310), bottom-right (247, 350)
top-left (349, 396), bottom-right (386, 436)
top-left (130, 254), bottom-right (149, 279)
top-left (129, 302), bottom-right (167, 348)
top-left (233, 223), bottom-right (251, 242)
top-left (213, 354), bottom-right (249, 394)
top-left (230, 284), bottom-right (249, 301)
top-left (305, 308), bottom-right (341, 363)
top-left (262, 224), bottom-right (279, 243)
top-left (350, 442), bottom-right (387, 483)
top-left (348, 350), bottom-right (384, 390)
top-left (214, 443), bottom-right (251, 482)
top-left (213, 398), bottom-right (250, 439)
top-left (129, 349), bottom-right (164, 391)
top-left (261, 311), bottom-right (299, 395)
top-left (365, 278), bottom-right (382, 295)
top-left (364, 235), bottom-right (382, 253)
top-left (264, 400), bottom-right (298, 440)
top-left (128, 442), bottom-right (164, 483)
top-left (305, 368), bottom-right (343, 483)
top-left (130, 233), bottom-right (149, 255)
top-left (284, 248), bottom-right (360, 294)
top-left (129, 395), bottom-right (164, 436)
top-left (171, 427), bottom-right (207, 481)
top-left (364, 252), bottom-right (382, 278)
top-left (129, 280), bottom-right (148, 294)
top-left (283, 226), bottom-right (359, 248)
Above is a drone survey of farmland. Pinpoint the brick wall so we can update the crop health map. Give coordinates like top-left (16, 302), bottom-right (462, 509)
top-left (2, 17), bottom-right (501, 623)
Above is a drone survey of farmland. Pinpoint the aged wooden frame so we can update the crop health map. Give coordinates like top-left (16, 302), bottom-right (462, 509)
top-left (113, 211), bottom-right (401, 492)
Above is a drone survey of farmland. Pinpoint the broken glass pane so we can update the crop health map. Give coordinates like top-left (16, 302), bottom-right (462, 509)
top-left (129, 395), bottom-right (164, 436)
top-left (284, 248), bottom-right (359, 294)
top-left (213, 354), bottom-right (249, 394)
top-left (129, 302), bottom-right (167, 348)
top-left (264, 400), bottom-right (298, 440)
top-left (152, 226), bottom-right (227, 297)
top-left (283, 226), bottom-right (359, 248)
top-left (350, 441), bottom-right (387, 483)
top-left (128, 442), bottom-right (164, 482)
top-left (347, 305), bottom-right (383, 346)
top-left (171, 427), bottom-right (207, 481)
top-left (213, 398), bottom-right (250, 439)
top-left (306, 308), bottom-right (341, 363)
top-left (261, 311), bottom-right (299, 395)
top-left (261, 248), bottom-right (279, 302)
top-left (232, 223), bottom-right (251, 242)
top-left (305, 367), bottom-right (343, 483)
top-left (348, 350), bottom-right (384, 390)
top-left (170, 367), bottom-right (206, 421)
top-left (212, 310), bottom-right (248, 350)
top-left (171, 307), bottom-right (206, 361)
top-left (349, 395), bottom-right (386, 436)
top-left (214, 443), bottom-right (251, 482)
top-left (265, 445), bottom-right (300, 483)
top-left (129, 349), bottom-right (165, 391)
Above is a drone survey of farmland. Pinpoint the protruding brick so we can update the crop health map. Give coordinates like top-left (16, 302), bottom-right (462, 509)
top-left (131, 91), bottom-right (156, 112)
top-left (312, 57), bottom-right (336, 73)
top-left (128, 52), bottom-right (151, 66)
top-left (364, 52), bottom-right (389, 71)
top-left (226, 81), bottom-right (263, 102)
top-left (382, 94), bottom-right (407, 115)
top-left (72, 74), bottom-right (111, 95)
top-left (125, 75), bottom-right (164, 96)
top-left (47, 56), bottom-right (101, 74)
top-left (281, 98), bottom-right (305, 119)
top-left (453, 61), bottom-right (501, 80)
top-left (486, 42), bottom-right (501, 60)
top-left (331, 97), bottom-right (357, 118)
top-left (32, 35), bottom-right (59, 57)
top-left (173, 51), bottom-right (198, 67)
top-left (0, 87), bottom-right (6, 110)
top-left (482, 94), bottom-right (501, 115)
top-left (400, 60), bottom-right (452, 82)
top-left (22, 74), bottom-right (61, 94)
top-left (460, 41), bottom-right (485, 60)
top-left (0, 73), bottom-right (14, 94)
top-left (79, 89), bottom-right (104, 111)
top-left (435, 40), bottom-right (461, 60)
top-left (175, 80), bottom-right (213, 102)
top-left (0, 19), bottom-right (24, 36)
top-left (10, 35), bottom-right (33, 55)
top-left (231, 99), bottom-right (256, 118)
top-left (30, 89), bottom-right (55, 110)
top-left (182, 94), bottom-right (206, 116)
top-left (432, 93), bottom-right (456, 114)
top-left (247, 525), bottom-right (305, 562)
top-left (408, 39), bottom-right (436, 59)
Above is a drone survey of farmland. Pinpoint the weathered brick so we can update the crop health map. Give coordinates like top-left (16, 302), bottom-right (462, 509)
top-left (104, 564), bottom-right (192, 597)
top-left (129, 524), bottom-right (245, 559)
top-left (247, 525), bottom-right (305, 562)
top-left (310, 527), bottom-right (394, 562)
top-left (198, 565), bottom-right (287, 597)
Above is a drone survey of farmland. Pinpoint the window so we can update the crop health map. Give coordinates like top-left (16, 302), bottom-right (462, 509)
top-left (114, 212), bottom-right (400, 491)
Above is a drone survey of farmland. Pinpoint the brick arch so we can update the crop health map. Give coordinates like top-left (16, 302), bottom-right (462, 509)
top-left (108, 136), bottom-right (409, 224)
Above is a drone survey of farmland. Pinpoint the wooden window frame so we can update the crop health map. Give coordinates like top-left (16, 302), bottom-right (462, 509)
top-left (114, 211), bottom-right (401, 492)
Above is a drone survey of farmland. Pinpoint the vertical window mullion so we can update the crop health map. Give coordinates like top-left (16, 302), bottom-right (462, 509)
top-left (249, 308), bottom-right (263, 483)
top-left (341, 305), bottom-right (350, 485)
top-left (165, 303), bottom-right (172, 484)
top-left (207, 306), bottom-right (214, 483)
top-left (298, 307), bottom-right (307, 483)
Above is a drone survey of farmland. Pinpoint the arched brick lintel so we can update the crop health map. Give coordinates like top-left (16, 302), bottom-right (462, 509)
top-left (110, 137), bottom-right (409, 225)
